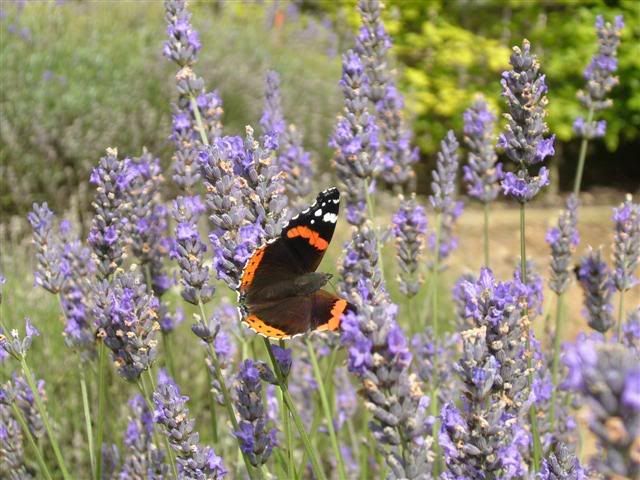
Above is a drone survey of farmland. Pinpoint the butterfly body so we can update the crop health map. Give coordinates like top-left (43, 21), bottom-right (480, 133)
top-left (237, 188), bottom-right (351, 339)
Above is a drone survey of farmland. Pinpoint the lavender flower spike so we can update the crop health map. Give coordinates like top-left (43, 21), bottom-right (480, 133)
top-left (93, 271), bottom-right (160, 381)
top-left (0, 318), bottom-right (39, 360)
top-left (330, 50), bottom-right (381, 226)
top-left (153, 374), bottom-right (227, 479)
top-left (499, 40), bottom-right (553, 203)
top-left (88, 147), bottom-right (133, 280)
top-left (463, 97), bottom-right (503, 203)
top-left (392, 195), bottom-right (427, 298)
top-left (576, 248), bottom-right (614, 333)
top-left (574, 15), bottom-right (624, 139)
top-left (537, 443), bottom-right (586, 480)
top-left (28, 202), bottom-right (64, 294)
top-left (357, 0), bottom-right (417, 190)
top-left (429, 130), bottom-right (464, 262)
top-left (612, 195), bottom-right (640, 292)
top-left (563, 339), bottom-right (639, 479)
top-left (0, 387), bottom-right (32, 479)
top-left (260, 70), bottom-right (285, 151)
top-left (546, 194), bottom-right (580, 295)
top-left (234, 360), bottom-right (277, 467)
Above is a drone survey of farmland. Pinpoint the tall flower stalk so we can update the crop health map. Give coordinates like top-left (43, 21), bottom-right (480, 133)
top-left (500, 39), bottom-right (555, 470)
top-left (462, 97), bottom-right (502, 267)
top-left (573, 15), bottom-right (624, 195)
top-left (545, 194), bottom-right (579, 429)
top-left (611, 195), bottom-right (639, 339)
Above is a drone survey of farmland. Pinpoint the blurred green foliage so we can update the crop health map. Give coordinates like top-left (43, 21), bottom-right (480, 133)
top-left (0, 0), bottom-right (342, 220)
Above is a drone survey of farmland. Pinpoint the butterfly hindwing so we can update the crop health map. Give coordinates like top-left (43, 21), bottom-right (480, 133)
top-left (282, 187), bottom-right (340, 273)
top-left (243, 296), bottom-right (313, 339)
top-left (310, 289), bottom-right (352, 333)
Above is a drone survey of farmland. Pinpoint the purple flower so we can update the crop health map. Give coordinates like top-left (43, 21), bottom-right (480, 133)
top-left (392, 195), bottom-right (427, 298)
top-left (234, 359), bottom-right (277, 467)
top-left (28, 202), bottom-right (65, 294)
top-left (1, 318), bottom-right (40, 360)
top-left (260, 70), bottom-right (286, 151)
top-left (622, 368), bottom-right (640, 410)
top-left (547, 195), bottom-right (580, 295)
top-left (612, 195), bottom-right (640, 291)
top-left (499, 40), bottom-right (554, 202)
top-left (153, 373), bottom-right (226, 478)
top-left (463, 98), bottom-right (503, 203)
top-left (271, 345), bottom-right (292, 378)
top-left (576, 248), bottom-right (614, 333)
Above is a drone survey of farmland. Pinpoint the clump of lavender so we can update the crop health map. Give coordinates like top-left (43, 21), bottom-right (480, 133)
top-left (547, 195), bottom-right (580, 296)
top-left (331, 50), bottom-right (381, 227)
top-left (200, 128), bottom-right (286, 288)
top-left (234, 360), bottom-right (277, 467)
top-left (429, 130), bottom-right (463, 264)
top-left (88, 148), bottom-right (133, 280)
top-left (119, 394), bottom-right (167, 478)
top-left (574, 16), bottom-right (624, 141)
top-left (260, 70), bottom-right (313, 208)
top-left (356, 0), bottom-right (417, 191)
top-left (576, 248), bottom-right (614, 333)
top-left (392, 195), bottom-right (427, 298)
top-left (499, 40), bottom-right (554, 203)
top-left (170, 195), bottom-right (215, 305)
top-left (341, 298), bottom-right (431, 479)
top-left (164, 0), bottom-right (223, 192)
top-left (538, 443), bottom-right (586, 480)
top-left (153, 374), bottom-right (227, 479)
top-left (92, 271), bottom-right (160, 381)
top-left (463, 98), bottom-right (502, 203)
top-left (563, 338), bottom-right (639, 478)
top-left (27, 202), bottom-right (63, 294)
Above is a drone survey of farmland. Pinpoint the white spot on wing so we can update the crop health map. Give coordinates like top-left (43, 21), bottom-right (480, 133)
top-left (314, 209), bottom-right (322, 217)
top-left (323, 212), bottom-right (338, 223)
top-left (310, 219), bottom-right (315, 224)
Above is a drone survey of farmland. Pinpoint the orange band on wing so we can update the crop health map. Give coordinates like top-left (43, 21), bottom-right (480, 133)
top-left (244, 314), bottom-right (290, 339)
top-left (286, 226), bottom-right (329, 251)
top-left (315, 299), bottom-right (347, 332)
top-left (240, 247), bottom-right (266, 292)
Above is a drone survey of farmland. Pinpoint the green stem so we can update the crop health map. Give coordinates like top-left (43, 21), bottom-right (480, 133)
top-left (20, 357), bottom-right (72, 480)
top-left (79, 369), bottom-right (96, 477)
top-left (431, 212), bottom-right (443, 337)
top-left (483, 202), bottom-right (490, 268)
top-left (617, 291), bottom-right (625, 342)
top-left (10, 401), bottom-right (54, 480)
top-left (306, 338), bottom-right (347, 480)
top-left (279, 339), bottom-right (294, 480)
top-left (364, 178), bottom-right (385, 282)
top-left (197, 301), bottom-right (258, 480)
top-left (264, 338), bottom-right (328, 480)
top-left (162, 331), bottom-right (177, 379)
top-left (572, 107), bottom-right (594, 196)
top-left (140, 372), bottom-right (179, 479)
top-left (550, 293), bottom-right (564, 429)
top-left (95, 339), bottom-right (106, 480)
top-left (190, 95), bottom-right (210, 146)
top-left (519, 203), bottom-right (542, 471)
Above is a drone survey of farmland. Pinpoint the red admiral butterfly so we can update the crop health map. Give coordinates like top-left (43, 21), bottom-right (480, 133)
top-left (237, 187), bottom-right (351, 339)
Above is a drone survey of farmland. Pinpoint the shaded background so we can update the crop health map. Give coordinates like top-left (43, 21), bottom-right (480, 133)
top-left (1, 0), bottom-right (639, 224)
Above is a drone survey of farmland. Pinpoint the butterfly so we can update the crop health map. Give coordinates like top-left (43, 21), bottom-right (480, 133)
top-left (237, 187), bottom-right (352, 339)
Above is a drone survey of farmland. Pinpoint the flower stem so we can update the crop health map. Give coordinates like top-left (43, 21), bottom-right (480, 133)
top-left (19, 357), bottom-right (72, 480)
top-left (617, 290), bottom-right (625, 342)
top-left (95, 339), bottom-right (107, 480)
top-left (572, 107), bottom-right (594, 196)
top-left (483, 202), bottom-right (490, 267)
top-left (279, 339), bottom-right (294, 479)
top-left (306, 337), bottom-right (347, 480)
top-left (197, 300), bottom-right (258, 480)
top-left (10, 400), bottom-right (54, 480)
top-left (264, 337), bottom-right (328, 480)
top-left (550, 292), bottom-right (564, 429)
top-left (519, 203), bottom-right (542, 471)
top-left (79, 369), bottom-right (96, 476)
top-left (190, 95), bottom-right (209, 146)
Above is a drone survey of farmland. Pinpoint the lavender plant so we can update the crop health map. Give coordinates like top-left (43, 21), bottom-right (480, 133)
top-left (612, 195), bottom-right (640, 337)
top-left (392, 195), bottom-right (427, 300)
top-left (462, 98), bottom-right (502, 266)
top-left (573, 15), bottom-right (624, 195)
top-left (576, 248), bottom-right (615, 334)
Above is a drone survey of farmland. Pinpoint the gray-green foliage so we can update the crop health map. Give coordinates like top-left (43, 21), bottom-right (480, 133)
top-left (0, 1), bottom-right (342, 220)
